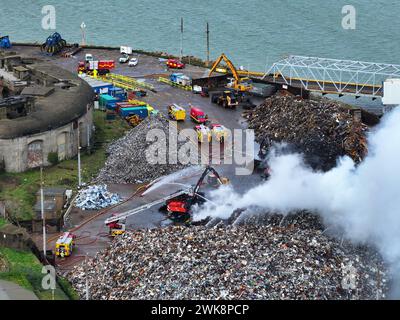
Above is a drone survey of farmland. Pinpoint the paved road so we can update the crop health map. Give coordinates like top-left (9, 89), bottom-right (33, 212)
top-left (0, 280), bottom-right (38, 300)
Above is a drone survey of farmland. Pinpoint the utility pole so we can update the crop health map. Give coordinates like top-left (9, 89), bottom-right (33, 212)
top-left (40, 167), bottom-right (46, 255)
top-left (206, 22), bottom-right (210, 67)
top-left (180, 17), bottom-right (184, 61)
top-left (77, 122), bottom-right (82, 187)
top-left (85, 253), bottom-right (90, 300)
top-left (86, 104), bottom-right (91, 154)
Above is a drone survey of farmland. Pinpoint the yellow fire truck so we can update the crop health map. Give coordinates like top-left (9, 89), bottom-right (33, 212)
top-left (168, 104), bottom-right (186, 121)
top-left (55, 232), bottom-right (76, 258)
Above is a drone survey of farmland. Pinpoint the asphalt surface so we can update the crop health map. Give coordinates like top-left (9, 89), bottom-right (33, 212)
top-left (0, 280), bottom-right (38, 300)
top-left (13, 46), bottom-right (265, 268)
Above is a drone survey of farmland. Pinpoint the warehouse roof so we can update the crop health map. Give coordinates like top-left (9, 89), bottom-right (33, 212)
top-left (0, 61), bottom-right (94, 139)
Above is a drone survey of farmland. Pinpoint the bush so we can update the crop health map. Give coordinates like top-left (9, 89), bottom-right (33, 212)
top-left (47, 152), bottom-right (59, 166)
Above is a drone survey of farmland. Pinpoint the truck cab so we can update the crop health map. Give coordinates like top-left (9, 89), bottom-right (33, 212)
top-left (170, 73), bottom-right (191, 86)
top-left (85, 53), bottom-right (94, 62)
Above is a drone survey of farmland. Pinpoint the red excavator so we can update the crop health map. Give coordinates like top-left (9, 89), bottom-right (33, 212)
top-left (104, 166), bottom-right (228, 235)
top-left (165, 166), bottom-right (228, 223)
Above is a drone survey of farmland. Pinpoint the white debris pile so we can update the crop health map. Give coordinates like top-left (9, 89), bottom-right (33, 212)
top-left (65, 213), bottom-right (388, 300)
top-left (74, 185), bottom-right (121, 210)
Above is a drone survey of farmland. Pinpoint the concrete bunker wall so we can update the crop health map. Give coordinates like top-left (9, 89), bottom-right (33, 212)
top-left (0, 108), bottom-right (93, 172)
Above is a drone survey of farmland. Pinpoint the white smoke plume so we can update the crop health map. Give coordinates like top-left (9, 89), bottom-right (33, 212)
top-left (194, 107), bottom-right (400, 296)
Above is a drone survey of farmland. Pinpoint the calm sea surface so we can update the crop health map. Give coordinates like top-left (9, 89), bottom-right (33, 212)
top-left (1, 0), bottom-right (399, 110)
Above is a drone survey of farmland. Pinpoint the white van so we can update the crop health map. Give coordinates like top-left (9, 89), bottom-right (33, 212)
top-left (120, 46), bottom-right (133, 55)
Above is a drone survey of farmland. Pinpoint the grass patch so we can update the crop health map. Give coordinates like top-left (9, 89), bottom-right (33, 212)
top-left (0, 218), bottom-right (7, 228)
top-left (0, 111), bottom-right (130, 221)
top-left (0, 247), bottom-right (72, 300)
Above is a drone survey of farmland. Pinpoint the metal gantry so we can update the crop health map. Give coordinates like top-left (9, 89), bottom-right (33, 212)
top-left (263, 55), bottom-right (400, 98)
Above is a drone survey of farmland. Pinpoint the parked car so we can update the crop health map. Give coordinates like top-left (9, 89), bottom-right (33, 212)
top-left (119, 54), bottom-right (130, 64)
top-left (128, 57), bottom-right (138, 67)
top-left (166, 59), bottom-right (185, 69)
top-left (85, 53), bottom-right (94, 62)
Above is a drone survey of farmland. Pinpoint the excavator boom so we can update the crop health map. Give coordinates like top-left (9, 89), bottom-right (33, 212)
top-left (208, 53), bottom-right (252, 92)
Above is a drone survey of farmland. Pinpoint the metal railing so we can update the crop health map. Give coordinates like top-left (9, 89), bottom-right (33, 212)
top-left (263, 55), bottom-right (400, 98)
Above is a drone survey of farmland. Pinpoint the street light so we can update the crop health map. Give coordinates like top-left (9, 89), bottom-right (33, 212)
top-left (80, 22), bottom-right (86, 46)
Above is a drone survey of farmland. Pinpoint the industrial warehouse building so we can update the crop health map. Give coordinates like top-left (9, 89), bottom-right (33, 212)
top-left (0, 51), bottom-right (94, 172)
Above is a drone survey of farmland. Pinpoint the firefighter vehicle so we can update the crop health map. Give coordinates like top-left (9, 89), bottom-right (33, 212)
top-left (168, 104), bottom-right (186, 121)
top-left (210, 124), bottom-right (229, 143)
top-left (190, 106), bottom-right (208, 124)
top-left (55, 232), bottom-right (76, 258)
top-left (195, 124), bottom-right (212, 143)
top-left (78, 60), bottom-right (115, 75)
top-left (107, 214), bottom-right (127, 236)
top-left (166, 59), bottom-right (185, 69)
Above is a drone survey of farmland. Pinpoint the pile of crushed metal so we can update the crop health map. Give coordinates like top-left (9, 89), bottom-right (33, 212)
top-left (95, 114), bottom-right (190, 184)
top-left (243, 96), bottom-right (369, 171)
top-left (65, 212), bottom-right (388, 300)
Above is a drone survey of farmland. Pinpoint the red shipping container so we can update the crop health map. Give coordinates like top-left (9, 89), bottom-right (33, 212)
top-left (115, 102), bottom-right (133, 114)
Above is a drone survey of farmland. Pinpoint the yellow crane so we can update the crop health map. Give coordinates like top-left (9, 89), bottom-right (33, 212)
top-left (208, 53), bottom-right (253, 92)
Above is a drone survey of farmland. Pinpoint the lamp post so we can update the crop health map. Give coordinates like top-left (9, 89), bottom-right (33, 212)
top-left (180, 18), bottom-right (184, 61)
top-left (77, 122), bottom-right (82, 187)
top-left (80, 22), bottom-right (86, 46)
top-left (40, 167), bottom-right (46, 254)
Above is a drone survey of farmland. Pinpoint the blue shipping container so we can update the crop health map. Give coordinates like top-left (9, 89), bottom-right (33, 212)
top-left (92, 83), bottom-right (113, 94)
top-left (106, 102), bottom-right (117, 111)
top-left (109, 87), bottom-right (126, 101)
top-left (119, 106), bottom-right (149, 118)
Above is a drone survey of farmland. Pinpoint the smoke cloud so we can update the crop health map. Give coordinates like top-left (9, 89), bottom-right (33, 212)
top-left (194, 107), bottom-right (400, 296)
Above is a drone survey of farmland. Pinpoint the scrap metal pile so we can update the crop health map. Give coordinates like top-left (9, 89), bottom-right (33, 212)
top-left (244, 96), bottom-right (369, 170)
top-left (65, 213), bottom-right (388, 300)
top-left (96, 114), bottom-right (189, 184)
top-left (75, 185), bottom-right (121, 210)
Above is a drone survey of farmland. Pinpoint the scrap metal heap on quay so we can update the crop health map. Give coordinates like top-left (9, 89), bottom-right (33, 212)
top-left (243, 95), bottom-right (369, 171)
top-left (65, 212), bottom-right (388, 300)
